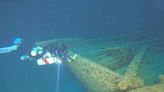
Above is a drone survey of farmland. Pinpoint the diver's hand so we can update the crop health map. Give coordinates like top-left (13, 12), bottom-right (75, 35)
top-left (20, 55), bottom-right (29, 60)
top-left (13, 37), bottom-right (23, 45)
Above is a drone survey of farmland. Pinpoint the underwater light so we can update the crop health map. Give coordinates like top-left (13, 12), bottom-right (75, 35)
top-left (55, 58), bottom-right (62, 64)
top-left (31, 50), bottom-right (37, 56)
top-left (56, 62), bottom-right (61, 92)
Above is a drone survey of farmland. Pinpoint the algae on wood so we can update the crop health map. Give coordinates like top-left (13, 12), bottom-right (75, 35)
top-left (88, 46), bottom-right (136, 72)
top-left (118, 45), bottom-right (147, 91)
top-left (128, 83), bottom-right (164, 92)
top-left (35, 38), bottom-right (164, 92)
top-left (36, 37), bottom-right (86, 47)
top-left (67, 53), bottom-right (122, 92)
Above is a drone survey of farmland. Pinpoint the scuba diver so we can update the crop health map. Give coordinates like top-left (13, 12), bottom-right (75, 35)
top-left (0, 37), bottom-right (23, 54)
top-left (20, 42), bottom-right (69, 66)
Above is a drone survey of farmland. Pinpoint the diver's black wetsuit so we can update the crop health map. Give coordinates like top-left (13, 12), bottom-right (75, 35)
top-left (44, 42), bottom-right (68, 62)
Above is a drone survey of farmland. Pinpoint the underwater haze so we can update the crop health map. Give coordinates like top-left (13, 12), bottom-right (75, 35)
top-left (0, 0), bottom-right (164, 92)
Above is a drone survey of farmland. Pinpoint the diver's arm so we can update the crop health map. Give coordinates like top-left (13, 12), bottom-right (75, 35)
top-left (0, 45), bottom-right (18, 54)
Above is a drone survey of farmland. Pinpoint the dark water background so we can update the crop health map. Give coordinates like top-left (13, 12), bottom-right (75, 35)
top-left (0, 0), bottom-right (164, 92)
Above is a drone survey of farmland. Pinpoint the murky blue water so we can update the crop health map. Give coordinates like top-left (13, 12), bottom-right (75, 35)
top-left (0, 0), bottom-right (164, 92)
